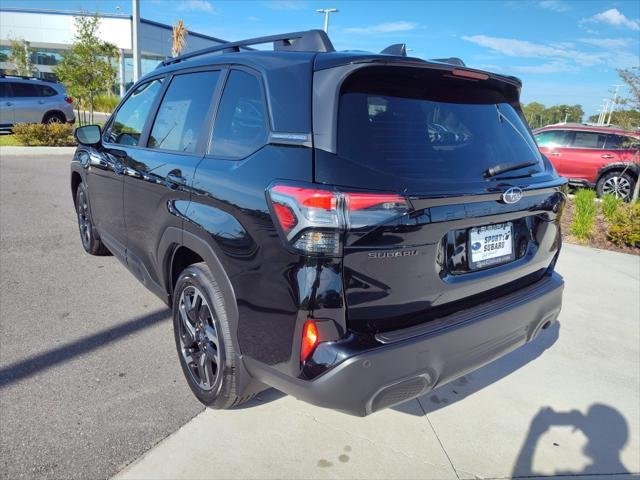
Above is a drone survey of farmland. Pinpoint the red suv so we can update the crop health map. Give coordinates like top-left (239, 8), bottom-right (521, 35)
top-left (533, 124), bottom-right (639, 201)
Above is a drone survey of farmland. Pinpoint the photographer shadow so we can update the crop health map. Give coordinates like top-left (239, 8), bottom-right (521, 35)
top-left (512, 404), bottom-right (630, 476)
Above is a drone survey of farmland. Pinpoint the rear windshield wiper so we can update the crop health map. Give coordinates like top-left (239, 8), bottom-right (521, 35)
top-left (484, 160), bottom-right (539, 178)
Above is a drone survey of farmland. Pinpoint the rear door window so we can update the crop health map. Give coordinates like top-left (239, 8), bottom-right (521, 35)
top-left (209, 70), bottom-right (268, 159)
top-left (534, 130), bottom-right (571, 148)
top-left (105, 78), bottom-right (163, 146)
top-left (571, 131), bottom-right (606, 149)
top-left (0, 82), bottom-right (10, 98)
top-left (10, 82), bottom-right (39, 97)
top-left (148, 70), bottom-right (220, 153)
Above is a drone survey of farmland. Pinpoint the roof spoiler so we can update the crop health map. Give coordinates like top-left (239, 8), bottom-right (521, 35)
top-left (380, 43), bottom-right (407, 56)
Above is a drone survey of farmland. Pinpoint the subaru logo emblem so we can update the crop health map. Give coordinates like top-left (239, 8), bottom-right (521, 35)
top-left (502, 187), bottom-right (523, 204)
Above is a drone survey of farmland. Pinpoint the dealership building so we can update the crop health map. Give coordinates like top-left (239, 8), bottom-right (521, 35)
top-left (0, 7), bottom-right (227, 95)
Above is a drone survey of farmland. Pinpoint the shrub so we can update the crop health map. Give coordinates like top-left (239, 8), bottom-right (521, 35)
top-left (601, 194), bottom-right (622, 222)
top-left (93, 94), bottom-right (120, 113)
top-left (571, 188), bottom-right (597, 240)
top-left (608, 202), bottom-right (640, 247)
top-left (12, 123), bottom-right (75, 146)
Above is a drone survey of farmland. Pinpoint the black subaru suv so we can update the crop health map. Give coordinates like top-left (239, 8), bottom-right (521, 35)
top-left (71, 30), bottom-right (565, 416)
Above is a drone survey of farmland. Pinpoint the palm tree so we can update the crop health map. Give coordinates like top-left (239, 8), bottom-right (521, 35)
top-left (172, 20), bottom-right (188, 57)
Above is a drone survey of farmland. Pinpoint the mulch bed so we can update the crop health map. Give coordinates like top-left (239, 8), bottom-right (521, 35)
top-left (560, 199), bottom-right (639, 255)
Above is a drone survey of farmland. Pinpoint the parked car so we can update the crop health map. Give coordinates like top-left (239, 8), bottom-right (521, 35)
top-left (71, 30), bottom-right (566, 416)
top-left (533, 124), bottom-right (639, 201)
top-left (0, 74), bottom-right (75, 130)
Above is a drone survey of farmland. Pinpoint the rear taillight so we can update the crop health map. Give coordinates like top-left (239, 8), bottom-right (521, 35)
top-left (267, 183), bottom-right (408, 256)
top-left (300, 319), bottom-right (319, 363)
top-left (65, 96), bottom-right (73, 104)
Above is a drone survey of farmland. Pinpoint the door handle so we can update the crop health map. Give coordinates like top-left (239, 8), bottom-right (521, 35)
top-left (38, 100), bottom-right (45, 104)
top-left (601, 154), bottom-right (614, 159)
top-left (550, 152), bottom-right (561, 156)
top-left (5, 102), bottom-right (12, 106)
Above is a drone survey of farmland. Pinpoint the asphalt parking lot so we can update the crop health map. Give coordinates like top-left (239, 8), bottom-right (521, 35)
top-left (0, 148), bottom-right (204, 480)
top-left (1, 148), bottom-right (639, 480)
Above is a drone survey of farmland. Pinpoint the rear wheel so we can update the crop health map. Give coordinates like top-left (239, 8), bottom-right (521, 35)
top-left (173, 263), bottom-right (250, 409)
top-left (75, 183), bottom-right (110, 255)
top-left (596, 170), bottom-right (635, 202)
top-left (43, 112), bottom-right (65, 124)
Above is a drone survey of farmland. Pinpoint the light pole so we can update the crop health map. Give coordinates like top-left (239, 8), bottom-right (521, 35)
top-left (607, 85), bottom-right (623, 125)
top-left (316, 8), bottom-right (338, 33)
top-left (132, 0), bottom-right (141, 82)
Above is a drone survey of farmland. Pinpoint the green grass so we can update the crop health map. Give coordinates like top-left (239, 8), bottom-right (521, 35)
top-left (601, 194), bottom-right (622, 222)
top-left (92, 94), bottom-right (120, 113)
top-left (0, 134), bottom-right (21, 146)
top-left (571, 188), bottom-right (597, 241)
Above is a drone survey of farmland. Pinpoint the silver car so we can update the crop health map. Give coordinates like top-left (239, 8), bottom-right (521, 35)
top-left (0, 75), bottom-right (75, 130)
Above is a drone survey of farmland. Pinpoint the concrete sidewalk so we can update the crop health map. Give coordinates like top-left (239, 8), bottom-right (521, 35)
top-left (114, 244), bottom-right (640, 480)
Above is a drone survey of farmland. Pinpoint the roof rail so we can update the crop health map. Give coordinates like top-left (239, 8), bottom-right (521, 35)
top-left (380, 43), bottom-right (407, 56)
top-left (0, 73), bottom-right (59, 83)
top-left (160, 29), bottom-right (335, 67)
top-left (430, 57), bottom-right (466, 67)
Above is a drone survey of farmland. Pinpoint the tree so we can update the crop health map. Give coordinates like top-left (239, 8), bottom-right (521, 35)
top-left (588, 109), bottom-right (640, 126)
top-left (522, 102), bottom-right (584, 129)
top-left (615, 67), bottom-right (640, 201)
top-left (53, 14), bottom-right (118, 124)
top-left (618, 67), bottom-right (640, 111)
top-left (172, 20), bottom-right (188, 57)
top-left (522, 102), bottom-right (545, 128)
top-left (9, 38), bottom-right (35, 76)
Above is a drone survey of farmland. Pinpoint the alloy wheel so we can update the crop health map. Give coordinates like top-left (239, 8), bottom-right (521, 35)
top-left (178, 286), bottom-right (221, 391)
top-left (602, 176), bottom-right (631, 200)
top-left (77, 190), bottom-right (91, 247)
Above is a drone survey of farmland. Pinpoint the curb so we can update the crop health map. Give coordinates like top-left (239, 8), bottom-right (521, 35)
top-left (0, 146), bottom-right (76, 155)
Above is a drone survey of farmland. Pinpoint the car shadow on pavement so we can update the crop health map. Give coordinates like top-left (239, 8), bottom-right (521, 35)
top-left (393, 320), bottom-right (560, 416)
top-left (512, 404), bottom-right (630, 476)
top-left (233, 387), bottom-right (287, 409)
top-left (0, 309), bottom-right (170, 388)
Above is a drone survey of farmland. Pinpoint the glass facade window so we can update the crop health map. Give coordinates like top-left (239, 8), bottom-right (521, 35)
top-left (0, 45), bottom-right (64, 67)
top-left (121, 53), bottom-right (164, 91)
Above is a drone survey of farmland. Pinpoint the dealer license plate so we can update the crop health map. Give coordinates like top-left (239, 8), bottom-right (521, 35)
top-left (468, 222), bottom-right (515, 270)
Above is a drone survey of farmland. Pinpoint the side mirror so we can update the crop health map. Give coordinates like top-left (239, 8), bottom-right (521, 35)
top-left (74, 125), bottom-right (102, 146)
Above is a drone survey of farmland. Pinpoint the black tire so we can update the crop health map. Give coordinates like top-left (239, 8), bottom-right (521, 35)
top-left (596, 170), bottom-right (636, 202)
top-left (43, 112), bottom-right (66, 124)
top-left (75, 183), bottom-right (110, 255)
top-left (173, 263), bottom-right (249, 409)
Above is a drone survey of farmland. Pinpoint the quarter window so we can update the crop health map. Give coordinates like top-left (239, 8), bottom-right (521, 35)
top-left (105, 78), bottom-right (163, 146)
top-left (38, 85), bottom-right (57, 97)
top-left (571, 131), bottom-right (606, 149)
top-left (209, 70), bottom-right (268, 159)
top-left (148, 71), bottom-right (220, 153)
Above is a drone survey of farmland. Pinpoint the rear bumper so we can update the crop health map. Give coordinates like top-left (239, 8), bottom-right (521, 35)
top-left (245, 272), bottom-right (563, 416)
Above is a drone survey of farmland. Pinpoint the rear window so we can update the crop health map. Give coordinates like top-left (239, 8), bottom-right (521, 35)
top-left (337, 68), bottom-right (543, 183)
top-left (571, 131), bottom-right (606, 149)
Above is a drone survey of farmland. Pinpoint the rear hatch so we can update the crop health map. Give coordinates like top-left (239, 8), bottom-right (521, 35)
top-left (313, 63), bottom-right (566, 333)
